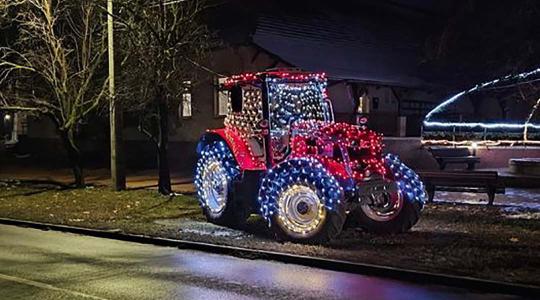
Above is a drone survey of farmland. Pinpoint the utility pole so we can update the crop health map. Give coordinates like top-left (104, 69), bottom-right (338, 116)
top-left (108, 0), bottom-right (126, 190)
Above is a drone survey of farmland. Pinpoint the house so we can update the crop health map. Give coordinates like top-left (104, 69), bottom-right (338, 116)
top-left (141, 1), bottom-right (447, 170)
top-left (2, 1), bottom-right (450, 171)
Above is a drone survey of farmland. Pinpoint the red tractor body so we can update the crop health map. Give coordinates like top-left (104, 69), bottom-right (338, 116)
top-left (195, 70), bottom-right (425, 243)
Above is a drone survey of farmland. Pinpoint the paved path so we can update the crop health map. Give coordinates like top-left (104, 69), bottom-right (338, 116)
top-left (0, 167), bottom-right (195, 193)
top-left (0, 225), bottom-right (524, 300)
top-left (435, 188), bottom-right (540, 210)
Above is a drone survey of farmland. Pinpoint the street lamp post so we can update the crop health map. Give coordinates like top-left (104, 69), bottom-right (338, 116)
top-left (108, 0), bottom-right (126, 190)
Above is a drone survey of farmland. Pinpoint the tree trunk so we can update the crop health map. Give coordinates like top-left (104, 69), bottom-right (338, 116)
top-left (157, 86), bottom-right (172, 195)
top-left (60, 129), bottom-right (85, 188)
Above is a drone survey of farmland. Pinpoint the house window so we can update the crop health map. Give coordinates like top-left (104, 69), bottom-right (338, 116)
top-left (180, 81), bottom-right (192, 118)
top-left (372, 97), bottom-right (380, 110)
top-left (215, 77), bottom-right (229, 117)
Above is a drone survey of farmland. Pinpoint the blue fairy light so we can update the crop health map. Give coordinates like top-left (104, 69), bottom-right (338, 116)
top-left (384, 153), bottom-right (426, 207)
top-left (257, 158), bottom-right (343, 223)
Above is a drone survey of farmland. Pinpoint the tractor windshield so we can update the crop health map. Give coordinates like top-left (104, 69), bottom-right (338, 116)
top-left (267, 81), bottom-right (331, 133)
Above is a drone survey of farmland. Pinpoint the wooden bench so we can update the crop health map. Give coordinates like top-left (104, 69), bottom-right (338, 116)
top-left (428, 147), bottom-right (480, 170)
top-left (418, 171), bottom-right (505, 205)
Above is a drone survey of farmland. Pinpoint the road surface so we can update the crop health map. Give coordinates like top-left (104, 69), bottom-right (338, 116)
top-left (0, 224), bottom-right (524, 300)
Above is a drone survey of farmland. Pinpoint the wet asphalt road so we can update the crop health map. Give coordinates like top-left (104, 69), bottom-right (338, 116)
top-left (0, 225), bottom-right (526, 300)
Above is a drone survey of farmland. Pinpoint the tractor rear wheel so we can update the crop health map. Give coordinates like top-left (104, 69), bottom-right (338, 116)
top-left (259, 158), bottom-right (346, 244)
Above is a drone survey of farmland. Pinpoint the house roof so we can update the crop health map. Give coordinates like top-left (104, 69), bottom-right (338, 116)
top-left (251, 9), bottom-right (431, 87)
top-left (207, 0), bottom-right (442, 88)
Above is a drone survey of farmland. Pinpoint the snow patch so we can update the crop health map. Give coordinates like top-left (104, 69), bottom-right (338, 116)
top-left (155, 219), bottom-right (247, 239)
top-left (501, 206), bottom-right (540, 219)
top-left (181, 228), bottom-right (237, 237)
top-left (504, 212), bottom-right (540, 220)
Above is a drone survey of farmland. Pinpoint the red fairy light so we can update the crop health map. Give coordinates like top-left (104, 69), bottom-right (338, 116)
top-left (209, 128), bottom-right (266, 170)
top-left (290, 120), bottom-right (386, 180)
top-left (220, 71), bottom-right (387, 181)
top-left (222, 71), bottom-right (327, 89)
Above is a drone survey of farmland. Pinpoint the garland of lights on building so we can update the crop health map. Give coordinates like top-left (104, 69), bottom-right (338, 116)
top-left (423, 67), bottom-right (540, 146)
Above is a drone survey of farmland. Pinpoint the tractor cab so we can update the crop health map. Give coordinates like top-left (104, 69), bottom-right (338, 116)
top-left (221, 70), bottom-right (334, 163)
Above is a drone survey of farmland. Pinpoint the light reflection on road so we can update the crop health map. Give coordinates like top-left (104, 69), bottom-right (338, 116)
top-left (0, 225), bottom-right (524, 300)
top-left (175, 250), bottom-right (517, 300)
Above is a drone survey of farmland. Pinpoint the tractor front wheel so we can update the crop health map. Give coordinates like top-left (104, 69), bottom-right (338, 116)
top-left (352, 154), bottom-right (425, 234)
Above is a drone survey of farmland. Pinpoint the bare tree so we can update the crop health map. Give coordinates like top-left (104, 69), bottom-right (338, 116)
top-left (423, 0), bottom-right (540, 86)
top-left (114, 0), bottom-right (214, 194)
top-left (0, 0), bottom-right (109, 187)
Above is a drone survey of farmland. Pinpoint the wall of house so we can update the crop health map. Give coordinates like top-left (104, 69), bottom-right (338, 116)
top-left (27, 115), bottom-right (57, 139)
top-left (328, 82), bottom-right (355, 123)
top-left (329, 83), bottom-right (441, 136)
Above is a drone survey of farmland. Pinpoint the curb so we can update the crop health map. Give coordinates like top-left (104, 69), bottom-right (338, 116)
top-left (0, 217), bottom-right (538, 297)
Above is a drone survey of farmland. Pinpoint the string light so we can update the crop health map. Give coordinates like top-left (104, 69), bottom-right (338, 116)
top-left (194, 140), bottom-right (241, 211)
top-left (223, 71), bottom-right (327, 89)
top-left (423, 67), bottom-right (540, 145)
top-left (224, 87), bottom-right (264, 137)
top-left (268, 81), bottom-right (328, 130)
top-left (425, 67), bottom-right (540, 122)
top-left (421, 139), bottom-right (540, 147)
top-left (206, 128), bottom-right (266, 170)
top-left (424, 121), bottom-right (540, 130)
top-left (196, 70), bottom-right (426, 235)
top-left (290, 120), bottom-right (386, 181)
top-left (258, 157), bottom-right (343, 224)
top-left (385, 154), bottom-right (426, 206)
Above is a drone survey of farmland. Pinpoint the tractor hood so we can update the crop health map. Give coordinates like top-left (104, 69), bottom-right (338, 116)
top-left (290, 120), bottom-right (387, 181)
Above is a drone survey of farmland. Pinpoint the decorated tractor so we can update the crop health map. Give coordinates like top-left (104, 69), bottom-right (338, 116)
top-left (195, 70), bottom-right (426, 243)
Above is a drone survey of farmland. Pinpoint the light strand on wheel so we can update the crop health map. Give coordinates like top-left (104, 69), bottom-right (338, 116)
top-left (258, 157), bottom-right (343, 226)
top-left (385, 154), bottom-right (427, 205)
top-left (195, 141), bottom-right (240, 209)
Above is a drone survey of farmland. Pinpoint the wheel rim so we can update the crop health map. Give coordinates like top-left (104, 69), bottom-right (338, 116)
top-left (360, 190), bottom-right (403, 222)
top-left (201, 160), bottom-right (229, 216)
top-left (276, 185), bottom-right (326, 238)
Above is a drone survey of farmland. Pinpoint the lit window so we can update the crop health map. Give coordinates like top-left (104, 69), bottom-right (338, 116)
top-left (180, 81), bottom-right (192, 118)
top-left (357, 95), bottom-right (370, 114)
top-left (216, 77), bottom-right (229, 116)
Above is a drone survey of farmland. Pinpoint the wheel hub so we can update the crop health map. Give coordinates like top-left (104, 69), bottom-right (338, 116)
top-left (361, 189), bottom-right (403, 222)
top-left (296, 201), bottom-right (310, 215)
top-left (276, 185), bottom-right (326, 238)
top-left (201, 160), bottom-right (229, 216)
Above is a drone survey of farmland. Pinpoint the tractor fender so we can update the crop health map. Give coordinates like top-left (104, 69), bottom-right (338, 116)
top-left (384, 153), bottom-right (427, 208)
top-left (197, 129), bottom-right (266, 171)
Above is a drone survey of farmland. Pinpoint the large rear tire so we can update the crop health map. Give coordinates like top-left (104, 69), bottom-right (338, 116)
top-left (194, 140), bottom-right (247, 228)
top-left (353, 154), bottom-right (425, 234)
top-left (259, 158), bottom-right (346, 244)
